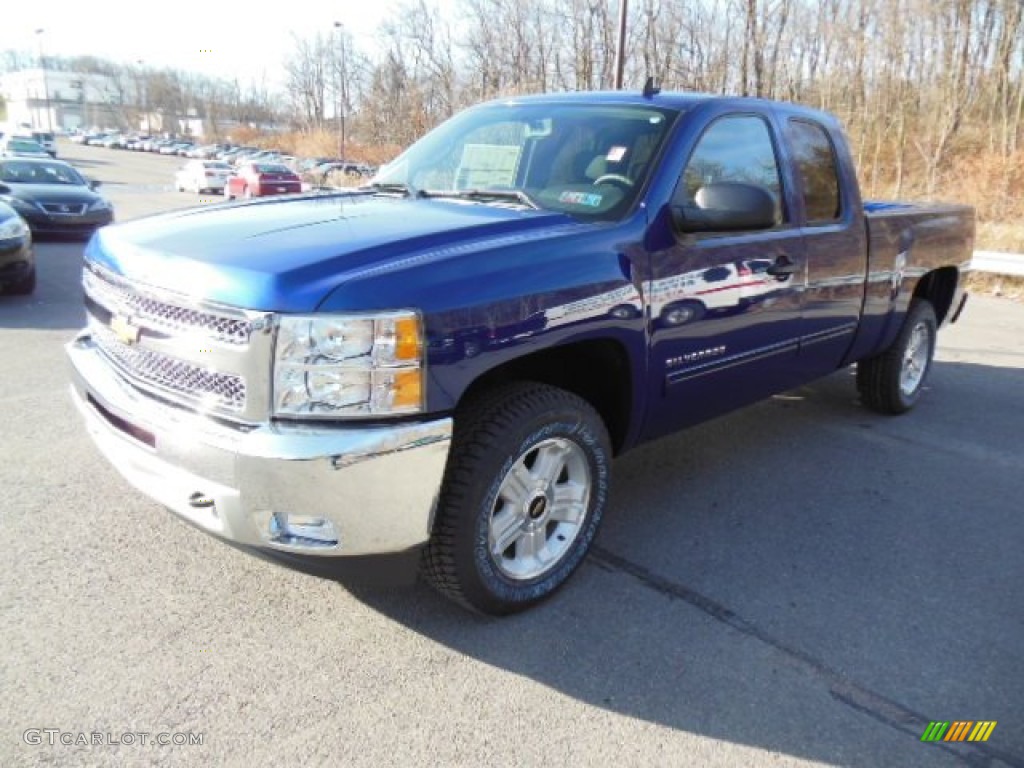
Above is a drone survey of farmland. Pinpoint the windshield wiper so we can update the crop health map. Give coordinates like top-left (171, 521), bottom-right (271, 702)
top-left (422, 188), bottom-right (540, 210)
top-left (367, 181), bottom-right (422, 198)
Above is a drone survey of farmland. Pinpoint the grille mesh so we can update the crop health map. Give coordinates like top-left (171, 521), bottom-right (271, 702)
top-left (83, 267), bottom-right (252, 345)
top-left (92, 323), bottom-right (246, 412)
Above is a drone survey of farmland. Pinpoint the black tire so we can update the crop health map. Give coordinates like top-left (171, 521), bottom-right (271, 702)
top-left (6, 267), bottom-right (36, 296)
top-left (857, 299), bottom-right (937, 414)
top-left (423, 382), bottom-right (612, 615)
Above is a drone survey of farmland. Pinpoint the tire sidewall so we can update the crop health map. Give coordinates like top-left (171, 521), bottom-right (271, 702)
top-left (462, 403), bottom-right (610, 610)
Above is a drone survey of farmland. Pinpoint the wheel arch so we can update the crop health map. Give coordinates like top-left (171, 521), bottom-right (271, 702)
top-left (911, 266), bottom-right (959, 325)
top-left (456, 338), bottom-right (636, 455)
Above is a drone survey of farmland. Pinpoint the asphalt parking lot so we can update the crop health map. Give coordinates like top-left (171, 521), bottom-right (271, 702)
top-left (1, 141), bottom-right (1022, 767)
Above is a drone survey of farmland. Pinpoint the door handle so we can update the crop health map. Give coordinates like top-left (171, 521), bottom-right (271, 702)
top-left (766, 254), bottom-right (798, 277)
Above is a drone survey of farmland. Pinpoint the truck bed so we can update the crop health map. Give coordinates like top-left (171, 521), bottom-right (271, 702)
top-left (843, 200), bottom-right (973, 365)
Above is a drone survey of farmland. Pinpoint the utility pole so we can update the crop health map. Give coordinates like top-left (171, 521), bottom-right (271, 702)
top-left (613, 0), bottom-right (628, 89)
top-left (333, 21), bottom-right (347, 161)
top-left (136, 60), bottom-right (149, 133)
top-left (34, 28), bottom-right (54, 131)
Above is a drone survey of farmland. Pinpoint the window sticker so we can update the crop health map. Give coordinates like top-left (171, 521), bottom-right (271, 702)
top-left (606, 146), bottom-right (627, 163)
top-left (558, 190), bottom-right (603, 207)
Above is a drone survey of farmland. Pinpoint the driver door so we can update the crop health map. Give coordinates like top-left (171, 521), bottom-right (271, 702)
top-left (645, 112), bottom-right (806, 438)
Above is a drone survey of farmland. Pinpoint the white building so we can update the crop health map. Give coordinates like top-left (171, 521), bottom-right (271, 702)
top-left (0, 68), bottom-right (144, 132)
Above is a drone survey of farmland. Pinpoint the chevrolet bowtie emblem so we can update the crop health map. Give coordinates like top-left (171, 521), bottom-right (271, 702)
top-left (110, 314), bottom-right (141, 345)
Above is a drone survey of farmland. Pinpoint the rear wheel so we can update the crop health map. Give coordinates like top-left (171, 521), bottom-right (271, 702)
top-left (423, 382), bottom-right (612, 615)
top-left (857, 299), bottom-right (937, 414)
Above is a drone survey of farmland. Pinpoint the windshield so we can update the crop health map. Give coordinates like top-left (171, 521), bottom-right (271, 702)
top-left (372, 101), bottom-right (681, 220)
top-left (0, 160), bottom-right (86, 185)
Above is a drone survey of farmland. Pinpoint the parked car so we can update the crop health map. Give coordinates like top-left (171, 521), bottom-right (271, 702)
top-left (0, 137), bottom-right (50, 159)
top-left (175, 159), bottom-right (233, 193)
top-left (0, 200), bottom-right (34, 295)
top-left (66, 89), bottom-right (973, 615)
top-left (0, 157), bottom-right (113, 237)
top-left (224, 162), bottom-right (302, 199)
top-left (26, 130), bottom-right (57, 157)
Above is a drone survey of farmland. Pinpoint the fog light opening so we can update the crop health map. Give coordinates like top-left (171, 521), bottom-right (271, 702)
top-left (268, 512), bottom-right (339, 549)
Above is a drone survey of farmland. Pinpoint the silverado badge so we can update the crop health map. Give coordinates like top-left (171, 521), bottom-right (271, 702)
top-left (110, 314), bottom-right (141, 345)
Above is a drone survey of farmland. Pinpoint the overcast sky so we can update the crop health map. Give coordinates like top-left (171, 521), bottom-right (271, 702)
top-left (3, 0), bottom-right (441, 89)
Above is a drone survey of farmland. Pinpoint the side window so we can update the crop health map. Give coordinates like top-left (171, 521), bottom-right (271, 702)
top-left (676, 115), bottom-right (784, 226)
top-left (786, 119), bottom-right (841, 224)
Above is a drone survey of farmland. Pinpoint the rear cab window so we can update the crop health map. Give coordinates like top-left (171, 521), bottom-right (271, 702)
top-left (784, 119), bottom-right (842, 224)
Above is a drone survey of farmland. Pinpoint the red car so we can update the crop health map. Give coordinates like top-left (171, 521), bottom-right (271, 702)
top-left (224, 162), bottom-right (302, 199)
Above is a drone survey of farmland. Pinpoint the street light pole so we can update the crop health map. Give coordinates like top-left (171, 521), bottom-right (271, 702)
top-left (34, 28), bottom-right (54, 131)
top-left (333, 21), bottom-right (346, 161)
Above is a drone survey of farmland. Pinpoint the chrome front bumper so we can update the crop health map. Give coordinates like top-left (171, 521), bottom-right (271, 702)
top-left (67, 330), bottom-right (452, 557)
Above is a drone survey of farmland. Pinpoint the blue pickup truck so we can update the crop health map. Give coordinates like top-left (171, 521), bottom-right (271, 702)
top-left (68, 89), bottom-right (973, 614)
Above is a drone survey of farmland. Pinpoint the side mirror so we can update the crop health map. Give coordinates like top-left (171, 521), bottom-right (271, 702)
top-left (0, 182), bottom-right (9, 194)
top-left (88, 179), bottom-right (102, 190)
top-left (673, 182), bottom-right (776, 233)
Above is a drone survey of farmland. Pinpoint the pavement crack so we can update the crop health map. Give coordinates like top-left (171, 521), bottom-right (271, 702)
top-left (590, 545), bottom-right (1024, 768)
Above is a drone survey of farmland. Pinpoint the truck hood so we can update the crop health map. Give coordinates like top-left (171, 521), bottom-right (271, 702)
top-left (85, 192), bottom-right (579, 311)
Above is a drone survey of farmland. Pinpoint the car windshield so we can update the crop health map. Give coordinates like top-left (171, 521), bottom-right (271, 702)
top-left (0, 161), bottom-right (86, 185)
top-left (205, 162), bottom-right (231, 170)
top-left (372, 101), bottom-right (681, 220)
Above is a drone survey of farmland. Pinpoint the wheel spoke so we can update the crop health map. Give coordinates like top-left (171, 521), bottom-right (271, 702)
top-left (531, 442), bottom-right (568, 486)
top-left (499, 461), bottom-right (533, 506)
top-left (549, 482), bottom-right (587, 524)
top-left (516, 529), bottom-right (544, 561)
top-left (490, 507), bottom-right (524, 556)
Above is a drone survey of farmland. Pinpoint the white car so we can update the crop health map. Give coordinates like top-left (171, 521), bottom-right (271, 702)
top-left (174, 159), bottom-right (233, 193)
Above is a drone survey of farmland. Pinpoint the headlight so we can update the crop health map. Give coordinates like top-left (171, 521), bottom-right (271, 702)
top-left (87, 198), bottom-right (111, 211)
top-left (0, 215), bottom-right (28, 240)
top-left (273, 312), bottom-right (424, 418)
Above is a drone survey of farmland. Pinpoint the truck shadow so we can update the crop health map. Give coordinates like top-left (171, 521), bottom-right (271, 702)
top-left (346, 359), bottom-right (1024, 766)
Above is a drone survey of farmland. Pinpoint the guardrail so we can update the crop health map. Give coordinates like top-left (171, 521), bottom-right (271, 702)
top-left (972, 251), bottom-right (1024, 277)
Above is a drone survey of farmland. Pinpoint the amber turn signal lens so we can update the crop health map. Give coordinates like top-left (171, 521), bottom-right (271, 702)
top-left (393, 316), bottom-right (422, 362)
top-left (391, 369), bottom-right (423, 410)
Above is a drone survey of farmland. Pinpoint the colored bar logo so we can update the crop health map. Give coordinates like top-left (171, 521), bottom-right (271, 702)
top-left (921, 721), bottom-right (997, 742)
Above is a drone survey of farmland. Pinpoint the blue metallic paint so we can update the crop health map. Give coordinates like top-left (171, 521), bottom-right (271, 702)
top-left (80, 90), bottom-right (972, 455)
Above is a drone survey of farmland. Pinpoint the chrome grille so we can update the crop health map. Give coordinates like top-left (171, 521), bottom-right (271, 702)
top-left (83, 265), bottom-right (252, 346)
top-left (92, 323), bottom-right (246, 412)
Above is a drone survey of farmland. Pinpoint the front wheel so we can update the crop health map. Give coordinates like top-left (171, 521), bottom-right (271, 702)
top-left (857, 299), bottom-right (937, 414)
top-left (423, 382), bottom-right (612, 615)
